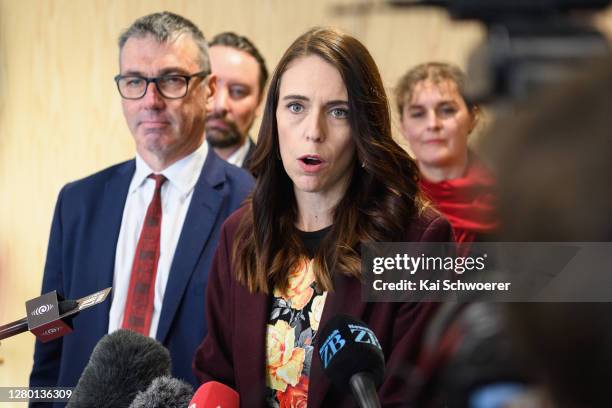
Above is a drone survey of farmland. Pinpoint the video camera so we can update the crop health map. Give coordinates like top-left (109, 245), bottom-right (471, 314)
top-left (389, 0), bottom-right (612, 105)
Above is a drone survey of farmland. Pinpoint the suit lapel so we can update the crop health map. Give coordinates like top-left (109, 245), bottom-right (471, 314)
top-left (242, 137), bottom-right (256, 170)
top-left (156, 149), bottom-right (226, 343)
top-left (235, 285), bottom-right (269, 404)
top-left (96, 161), bottom-right (135, 331)
top-left (308, 274), bottom-right (368, 407)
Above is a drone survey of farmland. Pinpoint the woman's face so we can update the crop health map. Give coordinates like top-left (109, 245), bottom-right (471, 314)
top-left (276, 55), bottom-right (355, 200)
top-left (400, 79), bottom-right (475, 169)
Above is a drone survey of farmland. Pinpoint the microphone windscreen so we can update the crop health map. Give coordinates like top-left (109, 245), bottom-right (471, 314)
top-left (189, 381), bottom-right (240, 408)
top-left (129, 376), bottom-right (193, 408)
top-left (67, 329), bottom-right (171, 408)
top-left (316, 314), bottom-right (385, 389)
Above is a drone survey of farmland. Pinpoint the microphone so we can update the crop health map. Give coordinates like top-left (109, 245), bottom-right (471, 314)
top-left (128, 376), bottom-right (193, 408)
top-left (188, 381), bottom-right (240, 408)
top-left (316, 315), bottom-right (385, 408)
top-left (67, 329), bottom-right (171, 408)
top-left (0, 287), bottom-right (111, 342)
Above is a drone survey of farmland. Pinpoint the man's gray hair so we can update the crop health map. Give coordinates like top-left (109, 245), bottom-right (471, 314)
top-left (118, 11), bottom-right (210, 72)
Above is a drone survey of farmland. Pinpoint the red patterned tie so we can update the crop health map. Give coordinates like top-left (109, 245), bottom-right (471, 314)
top-left (122, 174), bottom-right (167, 335)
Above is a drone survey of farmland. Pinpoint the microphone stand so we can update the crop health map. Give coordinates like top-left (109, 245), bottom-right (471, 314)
top-left (349, 373), bottom-right (381, 408)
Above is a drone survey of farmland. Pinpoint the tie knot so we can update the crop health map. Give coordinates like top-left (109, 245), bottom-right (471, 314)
top-left (148, 174), bottom-right (167, 190)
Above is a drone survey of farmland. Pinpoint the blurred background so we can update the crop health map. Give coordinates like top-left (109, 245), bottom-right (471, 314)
top-left (1, 1), bottom-right (612, 406)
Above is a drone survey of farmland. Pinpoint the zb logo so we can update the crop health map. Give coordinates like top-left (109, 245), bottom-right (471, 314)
top-left (319, 329), bottom-right (346, 368)
top-left (319, 324), bottom-right (382, 368)
top-left (349, 324), bottom-right (382, 350)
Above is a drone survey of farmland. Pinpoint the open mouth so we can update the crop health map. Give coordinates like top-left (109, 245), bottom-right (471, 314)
top-left (300, 156), bottom-right (323, 165)
top-left (298, 155), bottom-right (325, 172)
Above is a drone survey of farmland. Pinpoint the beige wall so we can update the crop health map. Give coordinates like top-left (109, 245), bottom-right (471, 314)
top-left (14, 0), bottom-right (612, 404)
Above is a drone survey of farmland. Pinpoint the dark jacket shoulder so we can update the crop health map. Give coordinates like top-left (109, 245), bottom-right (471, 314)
top-left (60, 160), bottom-right (134, 195)
top-left (406, 205), bottom-right (454, 242)
top-left (211, 153), bottom-right (254, 196)
top-left (219, 204), bottom-right (251, 242)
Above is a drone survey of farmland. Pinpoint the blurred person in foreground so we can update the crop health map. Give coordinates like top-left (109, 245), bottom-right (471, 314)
top-left (396, 62), bottom-right (498, 246)
top-left (193, 27), bottom-right (453, 407)
top-left (406, 55), bottom-right (612, 404)
top-left (487, 56), bottom-right (612, 408)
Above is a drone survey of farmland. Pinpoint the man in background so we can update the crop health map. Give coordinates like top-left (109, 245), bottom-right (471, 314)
top-left (205, 32), bottom-right (268, 171)
top-left (29, 12), bottom-right (253, 402)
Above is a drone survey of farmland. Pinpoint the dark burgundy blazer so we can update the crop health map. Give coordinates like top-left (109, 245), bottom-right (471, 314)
top-left (193, 206), bottom-right (453, 407)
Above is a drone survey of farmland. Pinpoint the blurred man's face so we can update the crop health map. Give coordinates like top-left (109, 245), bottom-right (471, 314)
top-left (206, 45), bottom-right (262, 149)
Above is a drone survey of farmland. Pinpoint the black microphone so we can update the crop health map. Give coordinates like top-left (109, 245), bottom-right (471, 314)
top-left (128, 376), bottom-right (193, 408)
top-left (316, 315), bottom-right (385, 408)
top-left (67, 329), bottom-right (171, 408)
top-left (0, 287), bottom-right (111, 342)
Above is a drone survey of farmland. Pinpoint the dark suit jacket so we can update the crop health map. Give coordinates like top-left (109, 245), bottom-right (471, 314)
top-left (29, 148), bottom-right (254, 406)
top-left (241, 137), bottom-right (256, 173)
top-left (193, 207), bottom-right (453, 407)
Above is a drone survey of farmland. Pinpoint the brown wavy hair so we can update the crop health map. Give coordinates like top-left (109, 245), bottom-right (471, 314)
top-left (235, 27), bottom-right (423, 294)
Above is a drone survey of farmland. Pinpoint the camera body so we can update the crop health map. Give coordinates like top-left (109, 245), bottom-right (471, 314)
top-left (389, 0), bottom-right (612, 104)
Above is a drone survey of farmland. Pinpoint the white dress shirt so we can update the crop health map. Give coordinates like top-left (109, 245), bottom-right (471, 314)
top-left (226, 137), bottom-right (252, 168)
top-left (108, 141), bottom-right (209, 338)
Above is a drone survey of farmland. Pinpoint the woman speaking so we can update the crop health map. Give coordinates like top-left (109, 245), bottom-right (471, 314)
top-left (194, 27), bottom-right (452, 407)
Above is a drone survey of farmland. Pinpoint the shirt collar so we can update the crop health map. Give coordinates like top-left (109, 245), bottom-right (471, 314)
top-left (226, 137), bottom-right (252, 167)
top-left (130, 141), bottom-right (209, 195)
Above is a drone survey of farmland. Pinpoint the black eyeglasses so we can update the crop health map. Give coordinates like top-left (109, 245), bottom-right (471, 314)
top-left (114, 70), bottom-right (209, 100)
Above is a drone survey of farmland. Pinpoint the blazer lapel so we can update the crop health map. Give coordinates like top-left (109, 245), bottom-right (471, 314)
top-left (242, 137), bottom-right (256, 170)
top-left (156, 149), bottom-right (225, 343)
top-left (308, 274), bottom-right (368, 407)
top-left (95, 161), bottom-right (135, 330)
top-left (235, 284), bottom-right (269, 404)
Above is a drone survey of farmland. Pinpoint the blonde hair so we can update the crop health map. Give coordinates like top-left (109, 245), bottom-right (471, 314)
top-left (395, 62), bottom-right (475, 116)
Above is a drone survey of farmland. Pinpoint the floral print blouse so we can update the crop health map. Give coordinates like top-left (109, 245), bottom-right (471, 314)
top-left (265, 228), bottom-right (329, 408)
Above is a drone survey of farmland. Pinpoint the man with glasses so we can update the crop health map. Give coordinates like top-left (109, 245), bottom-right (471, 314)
top-left (29, 12), bottom-right (253, 399)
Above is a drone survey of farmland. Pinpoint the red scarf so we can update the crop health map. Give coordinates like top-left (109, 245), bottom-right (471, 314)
top-left (419, 154), bottom-right (499, 245)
